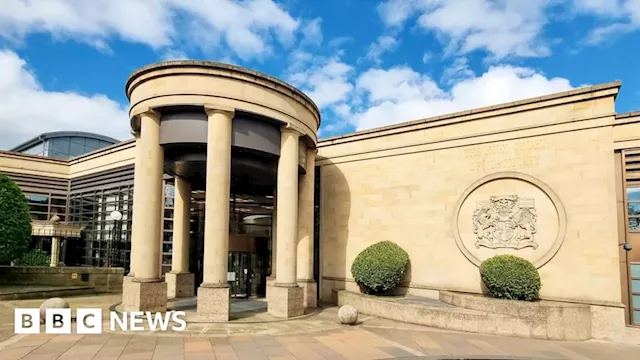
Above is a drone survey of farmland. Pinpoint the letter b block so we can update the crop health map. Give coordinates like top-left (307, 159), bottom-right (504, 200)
top-left (14, 309), bottom-right (40, 334)
top-left (45, 309), bottom-right (71, 334)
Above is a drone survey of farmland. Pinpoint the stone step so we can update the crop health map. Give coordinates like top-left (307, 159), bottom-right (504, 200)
top-left (0, 285), bottom-right (96, 301)
top-left (336, 290), bottom-right (592, 341)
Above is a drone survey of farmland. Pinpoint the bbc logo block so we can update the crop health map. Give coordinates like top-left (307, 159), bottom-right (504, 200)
top-left (14, 308), bottom-right (102, 334)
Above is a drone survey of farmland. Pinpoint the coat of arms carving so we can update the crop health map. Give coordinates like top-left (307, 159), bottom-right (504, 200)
top-left (472, 195), bottom-right (538, 250)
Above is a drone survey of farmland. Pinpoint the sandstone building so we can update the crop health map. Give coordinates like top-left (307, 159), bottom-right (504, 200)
top-left (0, 61), bottom-right (638, 331)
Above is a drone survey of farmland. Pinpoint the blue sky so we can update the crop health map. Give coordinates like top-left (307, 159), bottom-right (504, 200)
top-left (0, 0), bottom-right (639, 148)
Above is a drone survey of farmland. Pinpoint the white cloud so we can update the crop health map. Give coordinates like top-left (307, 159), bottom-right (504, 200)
top-left (350, 64), bottom-right (575, 131)
top-left (297, 58), bottom-right (354, 109)
top-left (0, 0), bottom-right (299, 60)
top-left (572, 0), bottom-right (622, 15)
top-left (578, 0), bottom-right (640, 44)
top-left (377, 0), bottom-right (418, 28)
top-left (0, 50), bottom-right (129, 149)
top-left (364, 35), bottom-right (399, 64)
top-left (161, 49), bottom-right (189, 61)
top-left (302, 17), bottom-right (323, 45)
top-left (377, 0), bottom-right (553, 59)
top-left (422, 52), bottom-right (433, 63)
top-left (440, 57), bottom-right (474, 84)
top-left (376, 0), bottom-right (640, 58)
top-left (328, 36), bottom-right (352, 48)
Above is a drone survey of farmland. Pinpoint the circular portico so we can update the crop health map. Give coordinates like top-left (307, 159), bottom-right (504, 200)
top-left (122, 60), bottom-right (320, 321)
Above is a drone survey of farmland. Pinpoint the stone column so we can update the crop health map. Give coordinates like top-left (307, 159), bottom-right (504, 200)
top-left (166, 176), bottom-right (195, 298)
top-left (122, 110), bottom-right (167, 312)
top-left (197, 106), bottom-right (234, 322)
top-left (50, 236), bottom-right (60, 267)
top-left (268, 128), bottom-right (304, 318)
top-left (297, 147), bottom-right (317, 308)
top-left (124, 131), bottom-right (142, 284)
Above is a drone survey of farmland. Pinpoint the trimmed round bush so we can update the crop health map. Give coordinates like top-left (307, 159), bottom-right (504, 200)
top-left (480, 254), bottom-right (541, 301)
top-left (0, 174), bottom-right (31, 263)
top-left (351, 241), bottom-right (409, 295)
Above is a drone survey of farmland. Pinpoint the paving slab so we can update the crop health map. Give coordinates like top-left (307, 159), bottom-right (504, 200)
top-left (1, 294), bottom-right (639, 359)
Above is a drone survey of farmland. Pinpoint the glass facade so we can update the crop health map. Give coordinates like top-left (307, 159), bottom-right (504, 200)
top-left (67, 181), bottom-right (176, 271)
top-left (21, 143), bottom-right (46, 156)
top-left (629, 188), bottom-right (640, 230)
top-left (46, 136), bottom-right (114, 159)
top-left (162, 183), bottom-right (175, 275)
top-left (25, 192), bottom-right (68, 221)
top-left (632, 263), bottom-right (640, 325)
top-left (68, 186), bottom-right (134, 268)
top-left (15, 136), bottom-right (115, 160)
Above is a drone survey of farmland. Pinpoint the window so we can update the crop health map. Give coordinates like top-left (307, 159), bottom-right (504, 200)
top-left (69, 141), bottom-right (86, 157)
top-left (628, 188), bottom-right (640, 230)
top-left (48, 138), bottom-right (70, 157)
top-left (85, 138), bottom-right (99, 149)
top-left (21, 143), bottom-right (45, 156)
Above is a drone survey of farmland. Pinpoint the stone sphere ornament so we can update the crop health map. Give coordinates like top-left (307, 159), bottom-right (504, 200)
top-left (338, 305), bottom-right (358, 325)
top-left (39, 297), bottom-right (70, 322)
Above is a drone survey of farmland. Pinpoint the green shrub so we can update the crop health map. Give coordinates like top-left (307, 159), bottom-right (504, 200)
top-left (480, 254), bottom-right (541, 301)
top-left (351, 241), bottom-right (409, 295)
top-left (14, 250), bottom-right (50, 266)
top-left (0, 174), bottom-right (31, 263)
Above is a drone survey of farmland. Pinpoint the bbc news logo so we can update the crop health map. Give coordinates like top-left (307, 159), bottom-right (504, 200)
top-left (14, 309), bottom-right (187, 334)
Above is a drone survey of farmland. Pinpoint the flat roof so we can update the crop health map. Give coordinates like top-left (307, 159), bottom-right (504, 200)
top-left (10, 131), bottom-right (120, 152)
top-left (318, 81), bottom-right (622, 144)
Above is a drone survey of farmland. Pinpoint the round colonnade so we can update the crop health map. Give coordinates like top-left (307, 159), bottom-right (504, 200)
top-left (122, 60), bottom-right (320, 321)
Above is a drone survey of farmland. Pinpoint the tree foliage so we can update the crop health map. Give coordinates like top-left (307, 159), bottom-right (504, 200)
top-left (0, 174), bottom-right (31, 263)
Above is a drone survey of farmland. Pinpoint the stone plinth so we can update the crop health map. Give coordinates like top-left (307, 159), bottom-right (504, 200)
top-left (165, 272), bottom-right (195, 299)
top-left (299, 280), bottom-right (317, 308)
top-left (268, 284), bottom-right (304, 318)
top-left (122, 278), bottom-right (167, 312)
top-left (197, 285), bottom-right (230, 322)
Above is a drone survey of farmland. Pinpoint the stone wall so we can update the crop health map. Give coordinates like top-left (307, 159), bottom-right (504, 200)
top-left (317, 83), bottom-right (624, 309)
top-left (0, 266), bottom-right (124, 293)
top-left (337, 290), bottom-right (625, 341)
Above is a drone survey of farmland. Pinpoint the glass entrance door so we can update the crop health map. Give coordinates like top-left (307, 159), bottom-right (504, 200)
top-left (229, 252), bottom-right (251, 298)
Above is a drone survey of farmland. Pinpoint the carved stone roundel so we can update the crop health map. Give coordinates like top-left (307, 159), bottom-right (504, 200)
top-left (452, 172), bottom-right (567, 269)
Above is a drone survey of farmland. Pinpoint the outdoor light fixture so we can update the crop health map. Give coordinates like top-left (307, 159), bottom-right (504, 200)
top-left (620, 242), bottom-right (633, 251)
top-left (110, 210), bottom-right (123, 221)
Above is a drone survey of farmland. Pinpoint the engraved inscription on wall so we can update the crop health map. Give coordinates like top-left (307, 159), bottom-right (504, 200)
top-left (464, 138), bottom-right (547, 172)
top-left (472, 195), bottom-right (538, 250)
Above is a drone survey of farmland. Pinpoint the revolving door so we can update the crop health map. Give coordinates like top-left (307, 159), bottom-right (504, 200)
top-left (188, 191), bottom-right (273, 298)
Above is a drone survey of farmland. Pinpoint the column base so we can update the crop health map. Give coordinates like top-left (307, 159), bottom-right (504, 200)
top-left (197, 284), bottom-right (230, 322)
top-left (298, 280), bottom-right (317, 308)
top-left (268, 283), bottom-right (304, 318)
top-left (166, 272), bottom-right (195, 299)
top-left (122, 277), bottom-right (167, 312)
top-left (266, 276), bottom-right (276, 303)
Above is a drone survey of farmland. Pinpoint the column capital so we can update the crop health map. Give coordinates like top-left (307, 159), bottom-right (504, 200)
top-left (131, 107), bottom-right (161, 121)
top-left (281, 124), bottom-right (303, 137)
top-left (306, 147), bottom-right (318, 156)
top-left (130, 107), bottom-right (160, 134)
top-left (204, 104), bottom-right (235, 117)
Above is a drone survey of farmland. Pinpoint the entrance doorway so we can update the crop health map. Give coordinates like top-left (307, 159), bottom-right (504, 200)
top-left (228, 251), bottom-right (267, 298)
top-left (186, 191), bottom-right (273, 298)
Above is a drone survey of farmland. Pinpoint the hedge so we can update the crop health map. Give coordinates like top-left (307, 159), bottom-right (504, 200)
top-left (351, 241), bottom-right (409, 295)
top-left (480, 254), bottom-right (541, 301)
